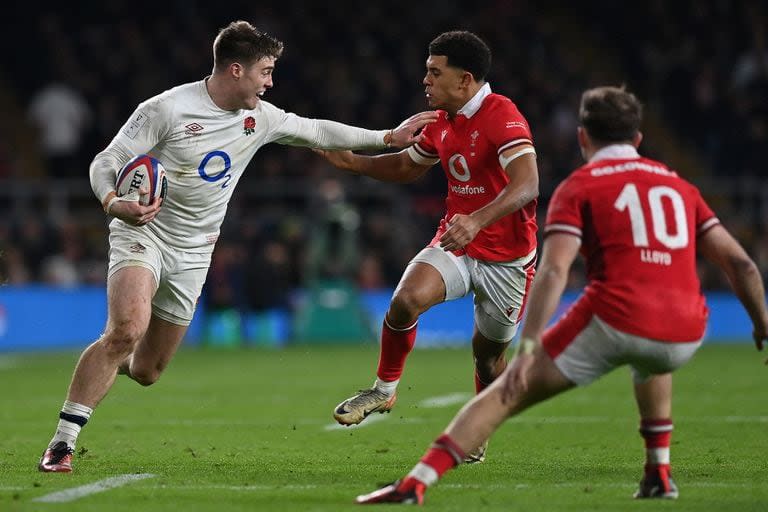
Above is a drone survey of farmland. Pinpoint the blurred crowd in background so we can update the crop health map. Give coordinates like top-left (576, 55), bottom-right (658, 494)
top-left (1, 1), bottom-right (766, 315)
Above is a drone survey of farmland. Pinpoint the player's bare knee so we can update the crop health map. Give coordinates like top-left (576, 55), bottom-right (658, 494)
top-left (101, 322), bottom-right (143, 358)
top-left (129, 365), bottom-right (162, 386)
top-left (389, 288), bottom-right (429, 323)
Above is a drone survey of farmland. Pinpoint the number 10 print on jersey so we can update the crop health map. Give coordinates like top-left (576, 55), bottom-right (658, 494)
top-left (614, 183), bottom-right (688, 266)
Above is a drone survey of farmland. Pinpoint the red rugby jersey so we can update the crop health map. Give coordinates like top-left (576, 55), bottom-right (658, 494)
top-left (545, 146), bottom-right (720, 341)
top-left (407, 85), bottom-right (537, 262)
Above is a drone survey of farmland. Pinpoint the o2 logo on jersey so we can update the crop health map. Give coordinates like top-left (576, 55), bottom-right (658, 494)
top-left (198, 150), bottom-right (232, 189)
top-left (448, 154), bottom-right (471, 182)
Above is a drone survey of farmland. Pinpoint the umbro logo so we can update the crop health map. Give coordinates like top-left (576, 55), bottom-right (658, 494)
top-left (184, 122), bottom-right (204, 135)
top-left (129, 243), bottom-right (146, 254)
top-left (506, 121), bottom-right (526, 129)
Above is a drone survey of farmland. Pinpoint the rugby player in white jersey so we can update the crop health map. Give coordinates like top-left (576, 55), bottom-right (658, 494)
top-left (38, 20), bottom-right (437, 473)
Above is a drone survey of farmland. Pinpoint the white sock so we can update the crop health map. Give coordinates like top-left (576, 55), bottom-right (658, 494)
top-left (49, 400), bottom-right (93, 450)
top-left (374, 378), bottom-right (399, 396)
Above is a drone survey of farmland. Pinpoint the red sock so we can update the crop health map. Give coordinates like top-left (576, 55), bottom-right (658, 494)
top-left (424, 434), bottom-right (465, 474)
top-left (639, 418), bottom-right (673, 471)
top-left (401, 434), bottom-right (466, 490)
top-left (376, 316), bottom-right (418, 382)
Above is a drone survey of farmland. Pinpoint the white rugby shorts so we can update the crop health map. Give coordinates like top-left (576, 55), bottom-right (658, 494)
top-left (542, 296), bottom-right (702, 385)
top-left (108, 222), bottom-right (211, 326)
top-left (408, 246), bottom-right (536, 342)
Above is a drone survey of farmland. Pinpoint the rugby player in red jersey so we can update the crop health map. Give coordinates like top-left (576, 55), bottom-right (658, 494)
top-left (317, 31), bottom-right (539, 464)
top-left (354, 86), bottom-right (768, 504)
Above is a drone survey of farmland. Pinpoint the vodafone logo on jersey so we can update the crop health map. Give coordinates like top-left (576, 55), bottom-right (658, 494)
top-left (448, 154), bottom-right (471, 182)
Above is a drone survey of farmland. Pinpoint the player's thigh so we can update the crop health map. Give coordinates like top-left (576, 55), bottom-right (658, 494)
top-left (471, 257), bottom-right (535, 343)
top-left (515, 346), bottom-right (575, 412)
top-left (106, 223), bottom-right (163, 333)
top-left (486, 346), bottom-right (574, 416)
top-left (131, 252), bottom-right (208, 373)
top-left (397, 246), bottom-right (471, 306)
top-left (105, 266), bottom-right (158, 336)
top-left (130, 314), bottom-right (189, 372)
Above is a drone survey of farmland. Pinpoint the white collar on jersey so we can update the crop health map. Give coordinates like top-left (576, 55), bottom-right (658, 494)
top-left (589, 144), bottom-right (640, 163)
top-left (457, 82), bottom-right (492, 118)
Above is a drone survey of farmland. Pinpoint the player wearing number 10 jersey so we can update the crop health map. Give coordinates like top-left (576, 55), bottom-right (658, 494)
top-left (353, 86), bottom-right (768, 505)
top-left (37, 20), bottom-right (437, 473)
top-left (544, 138), bottom-right (717, 345)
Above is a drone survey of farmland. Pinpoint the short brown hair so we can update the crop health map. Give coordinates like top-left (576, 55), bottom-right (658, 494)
top-left (213, 21), bottom-right (284, 71)
top-left (579, 86), bottom-right (642, 143)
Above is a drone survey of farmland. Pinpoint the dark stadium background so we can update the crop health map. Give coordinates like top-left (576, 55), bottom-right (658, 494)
top-left (0, 0), bottom-right (765, 346)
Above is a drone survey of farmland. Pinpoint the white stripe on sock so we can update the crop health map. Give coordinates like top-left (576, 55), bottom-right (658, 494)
top-left (63, 400), bottom-right (93, 419)
top-left (374, 378), bottom-right (398, 395)
top-left (647, 447), bottom-right (670, 465)
top-left (383, 317), bottom-right (418, 332)
top-left (408, 462), bottom-right (438, 487)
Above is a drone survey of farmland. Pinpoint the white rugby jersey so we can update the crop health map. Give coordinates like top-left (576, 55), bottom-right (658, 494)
top-left (90, 79), bottom-right (388, 252)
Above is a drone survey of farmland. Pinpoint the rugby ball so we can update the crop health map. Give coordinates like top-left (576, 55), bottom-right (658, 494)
top-left (116, 154), bottom-right (168, 206)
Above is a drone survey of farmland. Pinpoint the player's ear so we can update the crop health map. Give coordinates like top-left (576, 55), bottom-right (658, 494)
top-left (577, 126), bottom-right (588, 148)
top-left (230, 62), bottom-right (244, 80)
top-left (460, 71), bottom-right (474, 88)
top-left (633, 131), bottom-right (643, 148)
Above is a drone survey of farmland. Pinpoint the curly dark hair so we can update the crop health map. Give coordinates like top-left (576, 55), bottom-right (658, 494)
top-left (428, 31), bottom-right (491, 81)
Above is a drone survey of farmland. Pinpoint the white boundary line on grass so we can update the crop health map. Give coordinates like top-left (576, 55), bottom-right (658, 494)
top-left (32, 473), bottom-right (156, 503)
top-left (417, 393), bottom-right (472, 408)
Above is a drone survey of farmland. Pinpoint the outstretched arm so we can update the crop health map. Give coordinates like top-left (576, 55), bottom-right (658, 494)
top-left (314, 149), bottom-right (432, 184)
top-left (275, 111), bottom-right (438, 150)
top-left (698, 224), bottom-right (768, 359)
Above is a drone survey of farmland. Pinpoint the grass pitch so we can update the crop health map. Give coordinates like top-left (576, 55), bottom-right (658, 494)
top-left (0, 342), bottom-right (765, 511)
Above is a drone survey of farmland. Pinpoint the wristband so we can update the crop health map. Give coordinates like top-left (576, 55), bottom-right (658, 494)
top-left (102, 191), bottom-right (118, 214)
top-left (105, 196), bottom-right (122, 216)
top-left (385, 129), bottom-right (394, 148)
